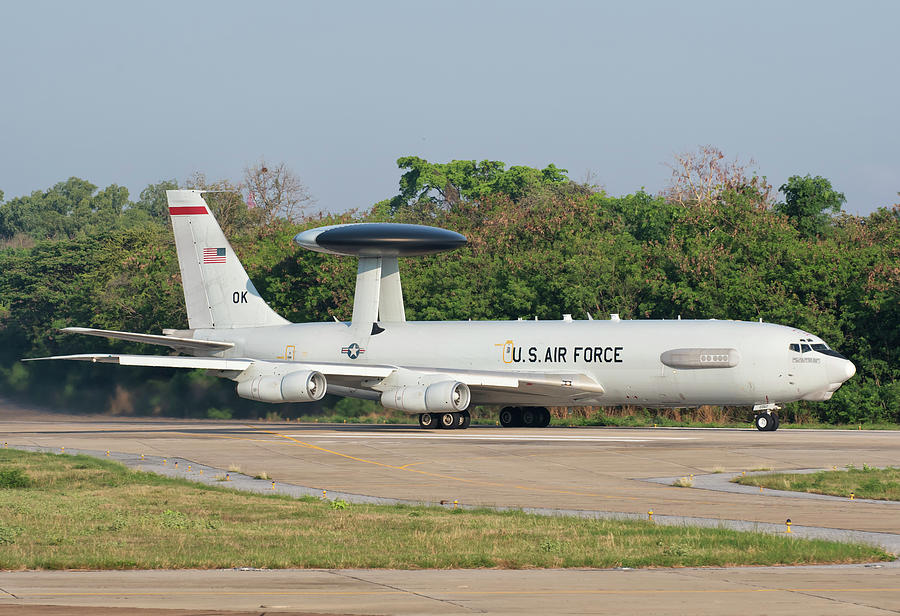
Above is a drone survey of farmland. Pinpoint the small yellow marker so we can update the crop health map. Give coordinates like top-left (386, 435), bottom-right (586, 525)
top-left (759, 486), bottom-right (763, 493)
top-left (322, 489), bottom-right (327, 498)
top-left (162, 459), bottom-right (167, 466)
top-left (199, 469), bottom-right (203, 475)
top-left (225, 473), bottom-right (230, 481)
top-left (785, 518), bottom-right (792, 533)
top-left (174, 461), bottom-right (178, 469)
top-left (742, 471), bottom-right (746, 476)
top-left (140, 453), bottom-right (144, 460)
top-left (648, 510), bottom-right (653, 521)
top-left (105, 450), bottom-right (110, 457)
top-left (188, 465), bottom-right (192, 472)
top-left (850, 492), bottom-right (855, 500)
top-left (60, 446), bottom-right (64, 453)
top-left (271, 480), bottom-right (276, 490)
top-left (689, 474), bottom-right (694, 480)
top-left (454, 500), bottom-right (458, 508)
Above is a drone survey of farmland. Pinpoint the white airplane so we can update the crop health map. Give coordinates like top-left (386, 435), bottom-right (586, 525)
top-left (27, 190), bottom-right (856, 431)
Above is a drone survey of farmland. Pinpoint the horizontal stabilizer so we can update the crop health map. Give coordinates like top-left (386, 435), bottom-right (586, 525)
top-left (23, 354), bottom-right (252, 371)
top-left (61, 327), bottom-right (234, 353)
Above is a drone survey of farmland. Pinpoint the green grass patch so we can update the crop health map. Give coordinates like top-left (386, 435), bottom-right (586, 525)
top-left (0, 449), bottom-right (892, 570)
top-left (734, 466), bottom-right (900, 501)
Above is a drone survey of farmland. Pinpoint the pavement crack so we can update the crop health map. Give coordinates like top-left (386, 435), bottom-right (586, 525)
top-left (0, 586), bottom-right (20, 599)
top-left (670, 569), bottom-right (900, 615)
top-left (326, 570), bottom-right (484, 613)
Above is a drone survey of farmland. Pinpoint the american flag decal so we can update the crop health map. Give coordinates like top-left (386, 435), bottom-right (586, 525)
top-left (202, 247), bottom-right (226, 263)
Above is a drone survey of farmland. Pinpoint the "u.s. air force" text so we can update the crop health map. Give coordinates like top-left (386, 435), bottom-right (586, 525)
top-left (497, 341), bottom-right (623, 364)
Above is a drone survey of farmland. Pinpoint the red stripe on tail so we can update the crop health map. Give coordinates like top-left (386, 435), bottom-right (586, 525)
top-left (168, 206), bottom-right (208, 215)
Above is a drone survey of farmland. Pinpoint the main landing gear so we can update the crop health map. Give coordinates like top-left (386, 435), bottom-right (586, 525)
top-left (499, 406), bottom-right (551, 428)
top-left (418, 410), bottom-right (471, 430)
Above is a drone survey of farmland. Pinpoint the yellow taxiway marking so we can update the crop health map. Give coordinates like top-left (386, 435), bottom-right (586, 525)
top-left (397, 461), bottom-right (429, 469)
top-left (166, 427), bottom-right (859, 512)
top-left (251, 425), bottom-right (623, 500)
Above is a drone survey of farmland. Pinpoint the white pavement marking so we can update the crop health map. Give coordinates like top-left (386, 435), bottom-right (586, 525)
top-left (282, 433), bottom-right (700, 442)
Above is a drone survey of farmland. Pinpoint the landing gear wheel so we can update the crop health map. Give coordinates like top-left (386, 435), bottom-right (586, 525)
top-left (521, 407), bottom-right (538, 427)
top-left (499, 407), bottom-right (521, 427)
top-left (754, 413), bottom-right (775, 431)
top-left (439, 412), bottom-right (458, 429)
top-left (457, 410), bottom-right (471, 429)
top-left (419, 413), bottom-right (436, 429)
top-left (771, 412), bottom-right (780, 431)
top-left (538, 407), bottom-right (551, 428)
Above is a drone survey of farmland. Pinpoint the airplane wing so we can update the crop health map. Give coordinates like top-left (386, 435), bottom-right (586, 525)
top-left (24, 353), bottom-right (603, 403)
top-left (60, 327), bottom-right (234, 353)
top-left (421, 368), bottom-right (605, 403)
top-left (23, 353), bottom-right (252, 371)
top-left (296, 364), bottom-right (604, 403)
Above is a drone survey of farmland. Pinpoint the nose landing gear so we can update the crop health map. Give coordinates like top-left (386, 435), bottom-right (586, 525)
top-left (753, 404), bottom-right (781, 431)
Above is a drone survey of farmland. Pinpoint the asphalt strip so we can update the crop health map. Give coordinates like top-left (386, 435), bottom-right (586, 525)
top-left (7, 444), bottom-right (900, 557)
top-left (283, 433), bottom-right (699, 442)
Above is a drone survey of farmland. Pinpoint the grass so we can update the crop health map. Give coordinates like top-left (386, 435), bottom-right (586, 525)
top-left (0, 449), bottom-right (892, 570)
top-left (734, 466), bottom-right (900, 501)
top-left (671, 477), bottom-right (694, 488)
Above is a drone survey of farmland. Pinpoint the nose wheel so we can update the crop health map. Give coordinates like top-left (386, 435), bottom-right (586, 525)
top-left (754, 411), bottom-right (780, 431)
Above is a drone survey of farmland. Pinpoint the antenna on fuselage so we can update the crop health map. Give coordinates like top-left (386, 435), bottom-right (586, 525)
top-left (293, 223), bottom-right (467, 335)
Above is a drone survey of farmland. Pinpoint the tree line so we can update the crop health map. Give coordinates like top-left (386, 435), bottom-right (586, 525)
top-left (0, 149), bottom-right (897, 424)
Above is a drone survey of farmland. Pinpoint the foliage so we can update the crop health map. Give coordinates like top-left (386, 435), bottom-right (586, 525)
top-left (0, 468), bottom-right (32, 489)
top-left (379, 156), bottom-right (571, 216)
top-left (776, 174), bottom-right (847, 237)
top-left (0, 152), bottom-right (897, 423)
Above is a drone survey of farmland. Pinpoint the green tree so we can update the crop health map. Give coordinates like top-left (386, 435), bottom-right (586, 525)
top-left (129, 179), bottom-right (179, 223)
top-left (381, 156), bottom-right (570, 216)
top-left (776, 175), bottom-right (846, 237)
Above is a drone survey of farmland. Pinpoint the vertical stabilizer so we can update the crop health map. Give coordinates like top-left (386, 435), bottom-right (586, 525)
top-left (166, 190), bottom-right (289, 329)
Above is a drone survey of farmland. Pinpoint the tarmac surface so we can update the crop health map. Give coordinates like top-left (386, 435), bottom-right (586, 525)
top-left (2, 406), bottom-right (899, 615)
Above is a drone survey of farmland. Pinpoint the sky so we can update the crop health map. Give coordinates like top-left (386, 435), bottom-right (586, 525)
top-left (0, 0), bottom-right (897, 215)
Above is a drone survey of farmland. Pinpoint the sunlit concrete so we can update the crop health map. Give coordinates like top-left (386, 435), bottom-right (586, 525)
top-left (2, 404), bottom-right (899, 615)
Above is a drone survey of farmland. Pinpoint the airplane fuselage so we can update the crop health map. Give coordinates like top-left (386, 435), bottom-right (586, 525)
top-left (196, 318), bottom-right (853, 408)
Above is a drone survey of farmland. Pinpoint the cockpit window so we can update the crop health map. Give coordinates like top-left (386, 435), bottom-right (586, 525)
top-left (812, 343), bottom-right (847, 359)
top-left (789, 343), bottom-right (800, 352)
top-left (801, 343), bottom-right (813, 353)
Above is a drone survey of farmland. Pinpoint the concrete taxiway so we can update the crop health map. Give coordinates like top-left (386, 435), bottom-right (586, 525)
top-left (2, 565), bottom-right (900, 615)
top-left (1, 407), bottom-right (899, 614)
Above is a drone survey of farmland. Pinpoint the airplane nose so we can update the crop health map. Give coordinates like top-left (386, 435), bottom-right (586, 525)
top-left (826, 358), bottom-right (856, 384)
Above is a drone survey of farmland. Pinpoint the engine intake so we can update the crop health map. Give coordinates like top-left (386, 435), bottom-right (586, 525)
top-left (380, 380), bottom-right (470, 413)
top-left (236, 370), bottom-right (327, 403)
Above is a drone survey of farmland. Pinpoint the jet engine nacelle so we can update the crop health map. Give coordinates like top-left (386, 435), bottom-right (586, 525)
top-left (380, 380), bottom-right (471, 413)
top-left (236, 370), bottom-right (327, 403)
